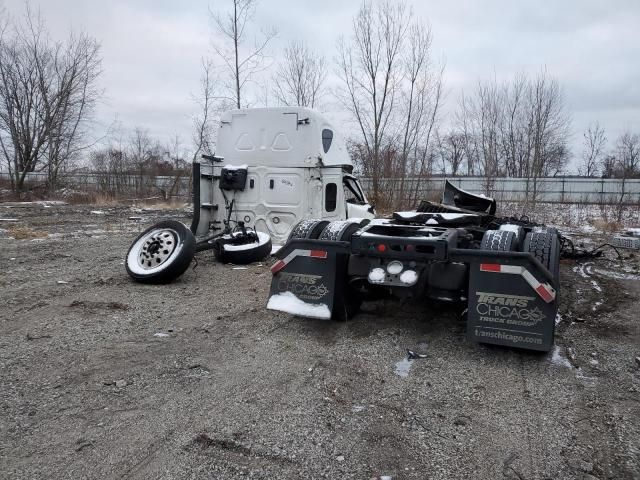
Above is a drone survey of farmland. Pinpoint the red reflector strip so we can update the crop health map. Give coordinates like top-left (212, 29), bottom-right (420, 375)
top-left (270, 249), bottom-right (328, 274)
top-left (479, 263), bottom-right (556, 303)
top-left (270, 260), bottom-right (286, 274)
top-left (480, 263), bottom-right (502, 272)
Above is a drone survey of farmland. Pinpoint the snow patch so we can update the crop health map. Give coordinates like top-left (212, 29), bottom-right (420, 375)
top-left (592, 267), bottom-right (640, 282)
top-left (223, 164), bottom-right (248, 170)
top-left (579, 224), bottom-right (597, 234)
top-left (153, 332), bottom-right (169, 338)
top-left (90, 210), bottom-right (105, 215)
top-left (394, 358), bottom-right (413, 377)
top-left (499, 224), bottom-right (522, 237)
top-left (550, 345), bottom-right (573, 369)
top-left (222, 231), bottom-right (270, 251)
top-left (270, 244), bottom-right (282, 255)
top-left (267, 291), bottom-right (331, 319)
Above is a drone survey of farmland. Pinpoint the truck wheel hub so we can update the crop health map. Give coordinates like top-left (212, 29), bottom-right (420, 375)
top-left (136, 229), bottom-right (177, 270)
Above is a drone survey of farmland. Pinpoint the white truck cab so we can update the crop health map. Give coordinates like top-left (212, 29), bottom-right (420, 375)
top-left (193, 107), bottom-right (375, 245)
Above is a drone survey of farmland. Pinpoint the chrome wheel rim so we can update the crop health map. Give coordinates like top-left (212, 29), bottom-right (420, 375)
top-left (136, 229), bottom-right (178, 270)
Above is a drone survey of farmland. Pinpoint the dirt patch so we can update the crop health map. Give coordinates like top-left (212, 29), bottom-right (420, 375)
top-left (0, 203), bottom-right (638, 479)
top-left (6, 225), bottom-right (49, 239)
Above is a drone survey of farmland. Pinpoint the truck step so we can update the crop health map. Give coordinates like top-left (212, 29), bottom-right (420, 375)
top-left (201, 203), bottom-right (219, 210)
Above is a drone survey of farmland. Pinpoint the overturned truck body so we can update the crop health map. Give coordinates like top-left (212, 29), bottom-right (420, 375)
top-left (267, 181), bottom-right (560, 352)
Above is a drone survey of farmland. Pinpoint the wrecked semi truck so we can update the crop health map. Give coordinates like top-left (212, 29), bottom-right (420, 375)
top-left (267, 181), bottom-right (561, 352)
top-left (126, 107), bottom-right (374, 283)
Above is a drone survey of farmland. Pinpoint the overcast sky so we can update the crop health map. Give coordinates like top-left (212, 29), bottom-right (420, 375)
top-left (2, 0), bottom-right (639, 169)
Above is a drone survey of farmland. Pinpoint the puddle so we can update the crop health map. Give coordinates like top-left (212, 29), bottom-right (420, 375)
top-left (549, 345), bottom-right (573, 369)
top-left (394, 358), bottom-right (413, 377)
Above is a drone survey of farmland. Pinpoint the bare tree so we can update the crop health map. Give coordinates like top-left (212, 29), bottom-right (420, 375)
top-left (336, 0), bottom-right (409, 204)
top-left (396, 23), bottom-right (443, 208)
top-left (611, 131), bottom-right (640, 220)
top-left (438, 131), bottom-right (466, 176)
top-left (0, 6), bottom-right (101, 194)
top-left (458, 78), bottom-right (503, 194)
top-left (601, 154), bottom-right (616, 178)
top-left (210, 0), bottom-right (276, 108)
top-left (615, 131), bottom-right (640, 178)
top-left (524, 71), bottom-right (570, 205)
top-left (579, 122), bottom-right (606, 177)
top-left (192, 59), bottom-right (218, 162)
top-left (273, 40), bottom-right (326, 108)
top-left (456, 70), bottom-right (570, 204)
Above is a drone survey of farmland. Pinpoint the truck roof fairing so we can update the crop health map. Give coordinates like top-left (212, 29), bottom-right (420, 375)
top-left (216, 107), bottom-right (353, 169)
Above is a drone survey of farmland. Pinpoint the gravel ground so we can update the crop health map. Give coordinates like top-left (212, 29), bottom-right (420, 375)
top-left (0, 203), bottom-right (639, 480)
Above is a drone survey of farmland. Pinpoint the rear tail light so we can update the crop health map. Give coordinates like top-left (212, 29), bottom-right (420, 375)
top-left (386, 261), bottom-right (404, 275)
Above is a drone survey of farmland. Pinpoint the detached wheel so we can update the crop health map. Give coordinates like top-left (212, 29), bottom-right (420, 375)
top-left (215, 231), bottom-right (272, 265)
top-left (126, 220), bottom-right (195, 284)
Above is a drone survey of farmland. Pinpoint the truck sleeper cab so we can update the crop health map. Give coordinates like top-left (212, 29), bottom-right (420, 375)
top-left (193, 107), bottom-right (375, 246)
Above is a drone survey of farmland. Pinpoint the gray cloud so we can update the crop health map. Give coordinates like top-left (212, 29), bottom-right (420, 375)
top-left (3, 0), bottom-right (639, 166)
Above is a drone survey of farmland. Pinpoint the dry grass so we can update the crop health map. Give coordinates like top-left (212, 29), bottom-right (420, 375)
top-left (591, 218), bottom-right (622, 233)
top-left (8, 226), bottom-right (49, 240)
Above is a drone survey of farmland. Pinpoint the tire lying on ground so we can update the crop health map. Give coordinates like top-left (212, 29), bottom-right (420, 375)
top-left (215, 231), bottom-right (272, 265)
top-left (126, 220), bottom-right (196, 283)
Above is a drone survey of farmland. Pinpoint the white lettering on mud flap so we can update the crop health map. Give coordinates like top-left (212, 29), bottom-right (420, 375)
top-left (277, 272), bottom-right (329, 301)
top-left (475, 292), bottom-right (546, 328)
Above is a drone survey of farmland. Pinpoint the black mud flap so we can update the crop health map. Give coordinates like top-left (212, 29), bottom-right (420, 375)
top-left (465, 255), bottom-right (558, 352)
top-left (267, 239), bottom-right (350, 320)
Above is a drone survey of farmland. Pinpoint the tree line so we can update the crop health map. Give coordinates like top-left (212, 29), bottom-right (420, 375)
top-left (1, 0), bottom-right (638, 206)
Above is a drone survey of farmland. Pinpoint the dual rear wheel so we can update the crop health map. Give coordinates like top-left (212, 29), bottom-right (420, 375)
top-left (481, 227), bottom-right (560, 284)
top-left (288, 219), bottom-right (366, 320)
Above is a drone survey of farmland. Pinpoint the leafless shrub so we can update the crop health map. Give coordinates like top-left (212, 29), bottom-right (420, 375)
top-left (0, 5), bottom-right (102, 195)
top-left (273, 40), bottom-right (326, 108)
